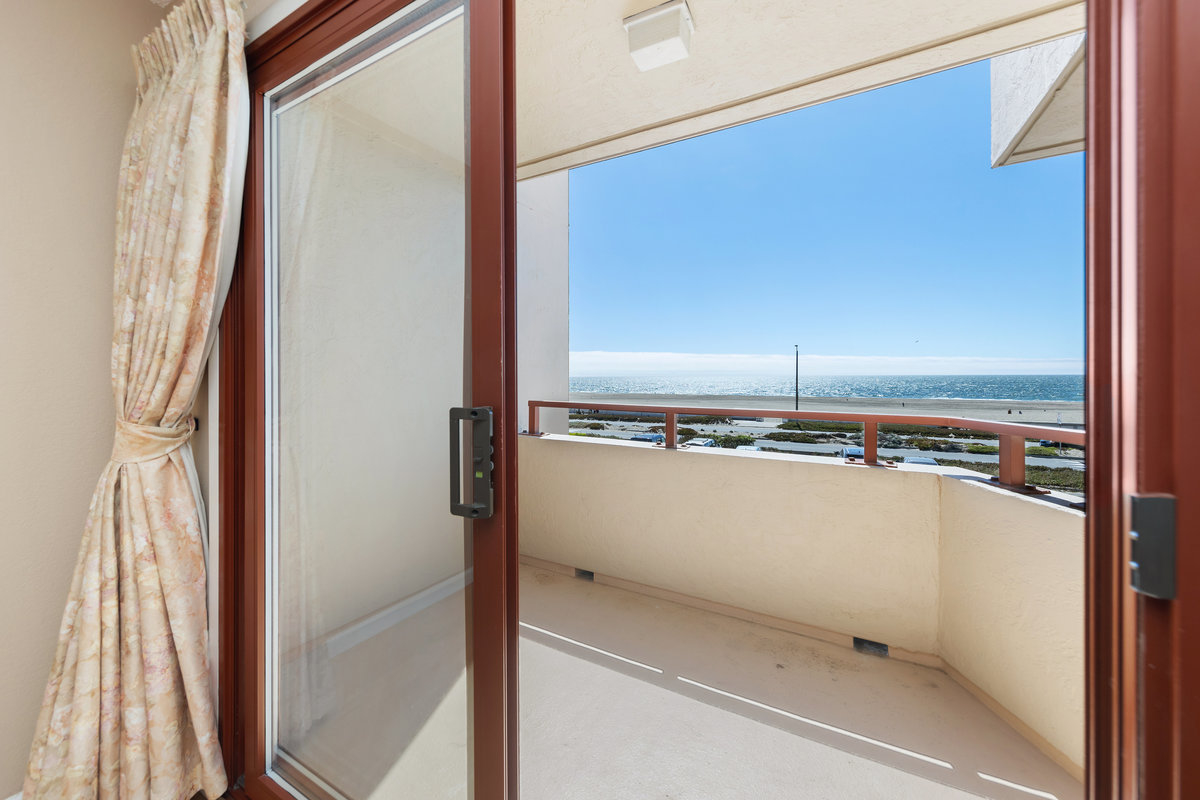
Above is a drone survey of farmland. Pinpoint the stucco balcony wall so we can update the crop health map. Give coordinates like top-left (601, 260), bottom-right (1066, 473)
top-left (517, 433), bottom-right (1085, 775)
top-left (940, 475), bottom-right (1085, 775)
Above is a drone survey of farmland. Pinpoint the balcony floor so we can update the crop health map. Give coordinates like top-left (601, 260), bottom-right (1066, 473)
top-left (518, 564), bottom-right (1082, 800)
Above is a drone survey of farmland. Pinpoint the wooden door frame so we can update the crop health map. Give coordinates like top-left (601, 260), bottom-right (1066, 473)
top-left (1088, 0), bottom-right (1200, 797)
top-left (1123, 0), bottom-right (1200, 795)
top-left (213, 0), bottom-right (1200, 797)
top-left (217, 0), bottom-right (518, 797)
top-left (1084, 0), bottom-right (1131, 795)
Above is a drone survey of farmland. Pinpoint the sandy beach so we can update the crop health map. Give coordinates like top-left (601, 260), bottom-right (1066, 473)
top-left (568, 392), bottom-right (1084, 426)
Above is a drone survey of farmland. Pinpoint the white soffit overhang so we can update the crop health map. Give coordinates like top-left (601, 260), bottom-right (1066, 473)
top-left (990, 32), bottom-right (1085, 167)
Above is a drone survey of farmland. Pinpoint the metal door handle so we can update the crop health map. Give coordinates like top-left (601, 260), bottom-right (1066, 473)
top-left (450, 407), bottom-right (494, 519)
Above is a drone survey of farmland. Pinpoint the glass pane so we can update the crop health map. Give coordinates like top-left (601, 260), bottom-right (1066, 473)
top-left (267, 2), bottom-right (470, 797)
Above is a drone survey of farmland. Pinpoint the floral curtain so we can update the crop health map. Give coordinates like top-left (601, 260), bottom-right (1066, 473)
top-left (23, 1), bottom-right (247, 798)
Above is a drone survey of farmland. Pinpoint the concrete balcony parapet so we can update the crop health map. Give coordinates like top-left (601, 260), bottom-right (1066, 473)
top-left (518, 433), bottom-right (1085, 779)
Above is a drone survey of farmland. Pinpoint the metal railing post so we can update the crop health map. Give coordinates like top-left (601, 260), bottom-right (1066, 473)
top-left (864, 422), bottom-right (878, 465)
top-left (998, 434), bottom-right (1026, 488)
top-left (665, 411), bottom-right (677, 449)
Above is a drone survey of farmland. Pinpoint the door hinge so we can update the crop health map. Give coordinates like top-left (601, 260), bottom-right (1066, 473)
top-left (1129, 493), bottom-right (1176, 600)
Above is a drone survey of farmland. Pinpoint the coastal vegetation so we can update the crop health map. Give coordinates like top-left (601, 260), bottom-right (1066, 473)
top-left (1026, 445), bottom-right (1082, 457)
top-left (763, 431), bottom-right (821, 444)
top-left (561, 428), bottom-right (1084, 493)
top-left (568, 413), bottom-right (744, 427)
top-left (937, 460), bottom-right (1085, 493)
top-left (714, 434), bottom-right (756, 449)
top-left (566, 411), bottom-right (1085, 497)
top-left (777, 420), bottom-right (1001, 440)
top-left (570, 412), bottom-right (662, 423)
top-left (907, 437), bottom-right (965, 452)
top-left (570, 413), bottom-right (1084, 454)
top-left (776, 420), bottom-right (858, 433)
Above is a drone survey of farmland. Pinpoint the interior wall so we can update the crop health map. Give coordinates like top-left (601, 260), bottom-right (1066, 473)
top-left (0, 0), bottom-right (168, 794)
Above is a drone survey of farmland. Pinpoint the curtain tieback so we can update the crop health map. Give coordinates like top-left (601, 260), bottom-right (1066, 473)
top-left (111, 417), bottom-right (195, 464)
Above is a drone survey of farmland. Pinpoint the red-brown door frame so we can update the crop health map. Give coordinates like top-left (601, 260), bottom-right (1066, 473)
top-left (217, 0), bottom-right (518, 798)
top-left (213, 0), bottom-right (1200, 797)
top-left (1085, 0), bottom-right (1132, 795)
top-left (1088, 0), bottom-right (1200, 797)
top-left (1125, 0), bottom-right (1200, 795)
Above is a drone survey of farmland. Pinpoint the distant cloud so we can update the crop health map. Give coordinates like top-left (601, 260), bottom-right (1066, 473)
top-left (569, 351), bottom-right (1083, 376)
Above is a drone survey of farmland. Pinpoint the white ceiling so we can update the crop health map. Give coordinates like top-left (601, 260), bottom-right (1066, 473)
top-left (245, 0), bottom-right (1086, 176)
top-left (514, 0), bottom-right (1084, 175)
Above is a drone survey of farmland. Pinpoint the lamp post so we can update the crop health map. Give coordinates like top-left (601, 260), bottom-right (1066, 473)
top-left (795, 344), bottom-right (799, 411)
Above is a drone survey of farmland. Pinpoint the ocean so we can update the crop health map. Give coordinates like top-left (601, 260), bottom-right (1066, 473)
top-left (569, 375), bottom-right (1084, 403)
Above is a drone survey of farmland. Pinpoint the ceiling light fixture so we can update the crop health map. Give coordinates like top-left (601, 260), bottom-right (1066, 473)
top-left (623, 0), bottom-right (695, 72)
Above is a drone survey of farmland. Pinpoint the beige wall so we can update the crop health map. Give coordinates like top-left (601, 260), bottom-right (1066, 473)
top-left (519, 435), bottom-right (942, 653)
top-left (517, 172), bottom-right (570, 435)
top-left (518, 434), bottom-right (1085, 770)
top-left (940, 477), bottom-right (1085, 772)
top-left (0, 0), bottom-right (168, 794)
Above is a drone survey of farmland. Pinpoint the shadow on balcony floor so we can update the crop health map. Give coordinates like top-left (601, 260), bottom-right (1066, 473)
top-left (518, 564), bottom-right (1082, 800)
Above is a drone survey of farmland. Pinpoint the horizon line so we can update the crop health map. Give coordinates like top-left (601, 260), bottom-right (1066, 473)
top-left (569, 350), bottom-right (1084, 376)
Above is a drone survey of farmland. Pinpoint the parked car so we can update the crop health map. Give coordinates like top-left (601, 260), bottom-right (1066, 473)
top-left (630, 433), bottom-right (665, 444)
top-left (685, 437), bottom-right (717, 448)
top-left (841, 446), bottom-right (864, 459)
top-left (903, 456), bottom-right (939, 465)
top-left (735, 445), bottom-right (762, 452)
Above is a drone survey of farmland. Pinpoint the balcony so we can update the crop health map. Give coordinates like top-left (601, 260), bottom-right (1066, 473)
top-left (519, 564), bottom-right (1080, 800)
top-left (518, 402), bottom-right (1084, 798)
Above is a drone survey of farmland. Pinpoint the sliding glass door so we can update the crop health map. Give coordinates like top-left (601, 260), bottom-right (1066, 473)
top-left (227, 1), bottom-right (515, 798)
top-left (267, 2), bottom-right (471, 797)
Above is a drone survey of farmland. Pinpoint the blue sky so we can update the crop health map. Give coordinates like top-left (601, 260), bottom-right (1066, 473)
top-left (567, 59), bottom-right (1084, 376)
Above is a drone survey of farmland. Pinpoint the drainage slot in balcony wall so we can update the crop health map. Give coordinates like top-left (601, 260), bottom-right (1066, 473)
top-left (574, 568), bottom-right (595, 581)
top-left (853, 637), bottom-right (889, 657)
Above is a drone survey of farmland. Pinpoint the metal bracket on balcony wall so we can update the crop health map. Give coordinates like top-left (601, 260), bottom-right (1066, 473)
top-left (1129, 493), bottom-right (1176, 600)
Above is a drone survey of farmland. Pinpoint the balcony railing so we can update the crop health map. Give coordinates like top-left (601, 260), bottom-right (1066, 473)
top-left (528, 399), bottom-right (1086, 492)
